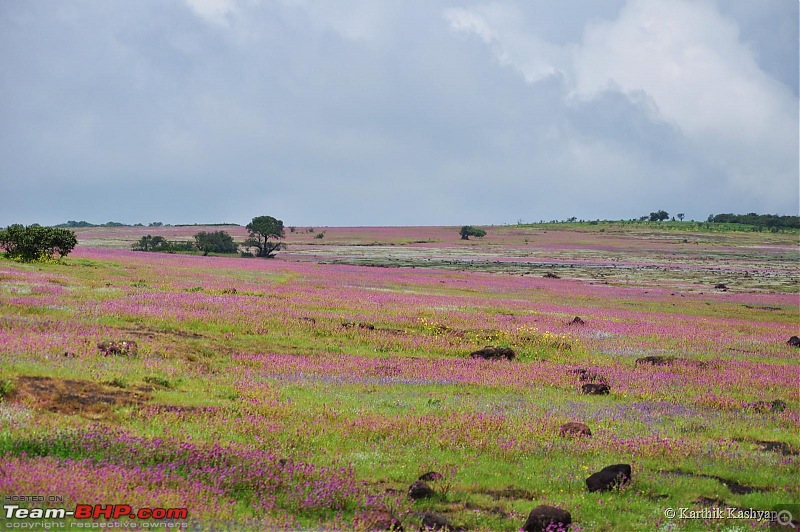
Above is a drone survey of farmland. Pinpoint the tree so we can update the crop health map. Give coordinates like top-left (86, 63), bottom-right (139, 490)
top-left (245, 216), bottom-right (285, 258)
top-left (194, 230), bottom-right (237, 255)
top-left (0, 224), bottom-right (77, 261)
top-left (649, 210), bottom-right (669, 222)
top-left (677, 213), bottom-right (685, 221)
top-left (460, 226), bottom-right (487, 240)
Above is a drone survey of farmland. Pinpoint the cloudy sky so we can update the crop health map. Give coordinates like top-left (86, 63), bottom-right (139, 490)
top-left (1, 0), bottom-right (797, 226)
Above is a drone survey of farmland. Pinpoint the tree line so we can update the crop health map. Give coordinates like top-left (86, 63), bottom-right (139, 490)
top-left (706, 213), bottom-right (799, 230)
top-left (133, 216), bottom-right (286, 257)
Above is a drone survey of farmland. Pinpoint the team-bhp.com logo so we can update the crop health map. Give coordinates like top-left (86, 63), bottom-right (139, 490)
top-left (4, 504), bottom-right (188, 520)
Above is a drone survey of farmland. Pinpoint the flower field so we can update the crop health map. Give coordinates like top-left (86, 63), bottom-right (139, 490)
top-left (1, 224), bottom-right (798, 530)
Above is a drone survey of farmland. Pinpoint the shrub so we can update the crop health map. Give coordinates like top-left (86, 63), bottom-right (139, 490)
top-left (0, 224), bottom-right (77, 261)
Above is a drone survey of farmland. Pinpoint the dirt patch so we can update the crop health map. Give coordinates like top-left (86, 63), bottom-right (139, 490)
top-left (10, 376), bottom-right (152, 420)
top-left (118, 326), bottom-right (204, 339)
top-left (659, 470), bottom-right (766, 495)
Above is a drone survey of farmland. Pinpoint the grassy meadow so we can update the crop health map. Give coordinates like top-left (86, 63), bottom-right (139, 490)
top-left (0, 223), bottom-right (798, 530)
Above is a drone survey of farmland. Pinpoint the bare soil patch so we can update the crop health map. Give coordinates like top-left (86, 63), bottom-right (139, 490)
top-left (10, 376), bottom-right (152, 420)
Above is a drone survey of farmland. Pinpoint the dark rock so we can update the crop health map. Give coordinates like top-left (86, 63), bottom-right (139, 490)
top-left (420, 512), bottom-right (462, 531)
top-left (342, 322), bottom-right (375, 330)
top-left (559, 422), bottom-right (592, 437)
top-left (469, 346), bottom-right (515, 361)
top-left (353, 510), bottom-right (403, 531)
top-left (543, 272), bottom-right (560, 279)
top-left (581, 383), bottom-right (610, 395)
top-left (522, 505), bottom-right (572, 532)
top-left (418, 471), bottom-right (444, 482)
top-left (714, 283), bottom-right (728, 291)
top-left (788, 336), bottom-right (800, 348)
top-left (97, 340), bottom-right (138, 358)
top-left (754, 441), bottom-right (798, 456)
top-left (569, 316), bottom-right (585, 326)
top-left (748, 399), bottom-right (787, 413)
top-left (586, 464), bottom-right (632, 492)
top-left (408, 481), bottom-right (435, 500)
top-left (635, 356), bottom-right (675, 366)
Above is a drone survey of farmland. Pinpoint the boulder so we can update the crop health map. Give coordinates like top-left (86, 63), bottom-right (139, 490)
top-left (581, 383), bottom-right (610, 395)
top-left (788, 336), bottom-right (800, 348)
top-left (714, 283), bottom-right (728, 291)
top-left (522, 505), bottom-right (572, 532)
top-left (420, 512), bottom-right (462, 531)
top-left (569, 316), bottom-right (585, 326)
top-left (586, 464), bottom-right (632, 492)
top-left (353, 510), bottom-right (403, 531)
top-left (408, 481), bottom-right (435, 500)
top-left (469, 346), bottom-right (515, 361)
top-left (559, 422), bottom-right (592, 438)
top-left (97, 340), bottom-right (138, 358)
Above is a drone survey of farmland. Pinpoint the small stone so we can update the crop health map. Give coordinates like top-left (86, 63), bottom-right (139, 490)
top-left (97, 340), bottom-right (138, 358)
top-left (559, 422), bottom-right (592, 437)
top-left (420, 512), bottom-right (461, 531)
top-left (408, 481), bottom-right (435, 500)
top-left (522, 505), bottom-right (571, 532)
top-left (581, 383), bottom-right (610, 395)
top-left (469, 346), bottom-right (515, 361)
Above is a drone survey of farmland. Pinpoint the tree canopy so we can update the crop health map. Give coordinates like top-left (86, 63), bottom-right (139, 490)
top-left (460, 226), bottom-right (487, 240)
top-left (246, 216), bottom-right (285, 258)
top-left (194, 230), bottom-right (237, 255)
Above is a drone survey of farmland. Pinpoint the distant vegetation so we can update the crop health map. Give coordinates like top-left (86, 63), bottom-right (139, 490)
top-left (194, 231), bottom-right (238, 255)
top-left (56, 221), bottom-right (240, 228)
top-left (132, 231), bottom-right (239, 255)
top-left (0, 224), bottom-right (77, 261)
top-left (706, 213), bottom-right (799, 230)
top-left (131, 235), bottom-right (195, 253)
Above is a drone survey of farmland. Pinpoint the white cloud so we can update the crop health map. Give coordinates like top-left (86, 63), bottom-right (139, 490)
top-left (444, 5), bottom-right (566, 83)
top-left (444, 0), bottom-right (798, 207)
top-left (183, 0), bottom-right (239, 26)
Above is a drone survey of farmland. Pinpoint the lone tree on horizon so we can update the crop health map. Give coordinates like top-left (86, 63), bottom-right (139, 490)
top-left (460, 226), bottom-right (487, 240)
top-left (246, 216), bottom-right (285, 258)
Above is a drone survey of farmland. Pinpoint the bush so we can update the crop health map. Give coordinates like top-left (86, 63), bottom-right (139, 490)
top-left (0, 224), bottom-right (77, 261)
top-left (131, 236), bottom-right (194, 253)
top-left (194, 231), bottom-right (237, 255)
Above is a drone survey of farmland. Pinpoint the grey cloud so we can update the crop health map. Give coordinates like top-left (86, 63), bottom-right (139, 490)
top-left (0, 0), bottom-right (796, 227)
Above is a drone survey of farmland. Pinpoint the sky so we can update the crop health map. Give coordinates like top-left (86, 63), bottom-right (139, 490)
top-left (0, 0), bottom-right (797, 226)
